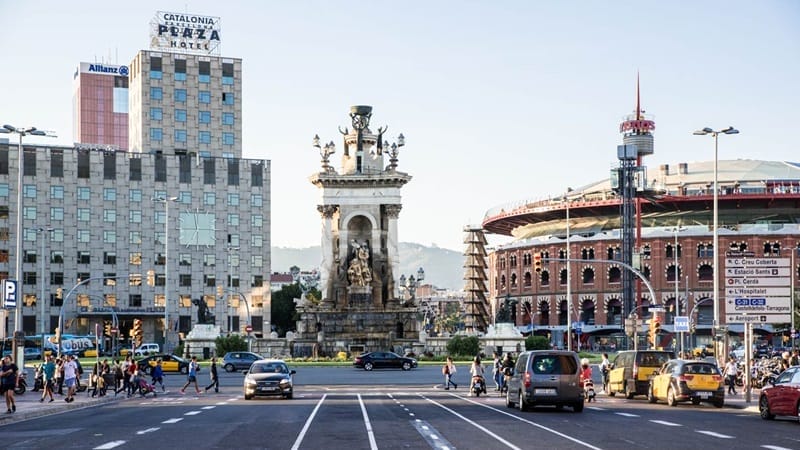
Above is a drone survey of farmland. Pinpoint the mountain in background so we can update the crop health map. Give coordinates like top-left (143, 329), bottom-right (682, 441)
top-left (271, 243), bottom-right (465, 291)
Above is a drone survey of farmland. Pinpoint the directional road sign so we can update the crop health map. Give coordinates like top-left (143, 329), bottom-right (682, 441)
top-left (724, 257), bottom-right (790, 324)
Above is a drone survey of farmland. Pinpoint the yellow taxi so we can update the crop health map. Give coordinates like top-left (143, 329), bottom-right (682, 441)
top-left (608, 350), bottom-right (674, 399)
top-left (136, 354), bottom-right (193, 375)
top-left (647, 359), bottom-right (724, 408)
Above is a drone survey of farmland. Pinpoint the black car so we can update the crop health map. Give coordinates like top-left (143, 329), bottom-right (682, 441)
top-left (222, 351), bottom-right (264, 372)
top-left (244, 359), bottom-right (295, 400)
top-left (353, 351), bottom-right (417, 371)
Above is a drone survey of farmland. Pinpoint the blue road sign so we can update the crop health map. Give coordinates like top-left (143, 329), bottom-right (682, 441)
top-left (2, 280), bottom-right (18, 309)
top-left (674, 316), bottom-right (690, 332)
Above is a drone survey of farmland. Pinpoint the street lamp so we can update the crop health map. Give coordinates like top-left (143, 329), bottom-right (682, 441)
top-left (671, 226), bottom-right (687, 356)
top-left (693, 126), bottom-right (738, 353)
top-left (0, 124), bottom-right (55, 362)
top-left (37, 227), bottom-right (54, 338)
top-left (398, 267), bottom-right (425, 306)
top-left (152, 196), bottom-right (178, 350)
top-left (564, 188), bottom-right (573, 351)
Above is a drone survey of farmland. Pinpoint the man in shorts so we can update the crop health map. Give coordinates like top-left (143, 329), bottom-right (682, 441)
top-left (63, 355), bottom-right (79, 403)
top-left (1, 356), bottom-right (19, 413)
top-left (180, 356), bottom-right (201, 394)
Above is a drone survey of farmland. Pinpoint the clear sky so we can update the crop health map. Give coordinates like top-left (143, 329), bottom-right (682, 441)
top-left (1, 1), bottom-right (798, 252)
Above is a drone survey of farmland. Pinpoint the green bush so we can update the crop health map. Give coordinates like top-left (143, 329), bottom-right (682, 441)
top-left (446, 335), bottom-right (480, 358)
top-left (525, 335), bottom-right (551, 351)
top-left (173, 343), bottom-right (184, 358)
top-left (215, 334), bottom-right (248, 356)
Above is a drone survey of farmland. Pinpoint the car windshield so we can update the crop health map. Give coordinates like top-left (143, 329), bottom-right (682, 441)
top-left (251, 363), bottom-right (288, 374)
top-left (683, 364), bottom-right (717, 375)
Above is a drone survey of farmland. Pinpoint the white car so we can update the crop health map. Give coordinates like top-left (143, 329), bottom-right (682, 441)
top-left (134, 343), bottom-right (160, 356)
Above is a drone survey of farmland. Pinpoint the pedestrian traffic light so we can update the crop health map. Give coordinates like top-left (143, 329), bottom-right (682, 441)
top-left (133, 318), bottom-right (143, 347)
top-left (103, 320), bottom-right (111, 337)
top-left (534, 254), bottom-right (542, 273)
top-left (56, 288), bottom-right (63, 299)
top-left (146, 270), bottom-right (155, 286)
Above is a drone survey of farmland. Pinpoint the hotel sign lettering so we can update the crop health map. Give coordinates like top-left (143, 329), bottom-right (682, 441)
top-left (151, 11), bottom-right (221, 55)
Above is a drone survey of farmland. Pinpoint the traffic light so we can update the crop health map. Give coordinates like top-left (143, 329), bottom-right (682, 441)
top-left (133, 318), bottom-right (143, 347)
top-left (534, 254), bottom-right (542, 273)
top-left (649, 315), bottom-right (662, 348)
top-left (217, 285), bottom-right (223, 297)
top-left (54, 326), bottom-right (61, 344)
top-left (56, 288), bottom-right (63, 299)
top-left (146, 270), bottom-right (155, 286)
top-left (103, 320), bottom-right (111, 337)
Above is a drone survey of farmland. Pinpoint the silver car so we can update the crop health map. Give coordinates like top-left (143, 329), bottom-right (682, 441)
top-left (243, 359), bottom-right (295, 400)
top-left (505, 350), bottom-right (584, 412)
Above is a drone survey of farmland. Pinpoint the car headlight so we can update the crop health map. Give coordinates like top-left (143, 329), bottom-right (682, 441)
top-left (245, 378), bottom-right (257, 386)
top-left (279, 378), bottom-right (292, 387)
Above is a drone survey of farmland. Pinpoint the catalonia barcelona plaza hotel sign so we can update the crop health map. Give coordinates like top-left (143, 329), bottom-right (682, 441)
top-left (150, 11), bottom-right (221, 55)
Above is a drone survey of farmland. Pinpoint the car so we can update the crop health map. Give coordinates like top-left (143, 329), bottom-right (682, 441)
top-left (759, 365), bottom-right (800, 421)
top-left (608, 350), bottom-right (675, 399)
top-left (222, 351), bottom-right (264, 372)
top-left (647, 359), bottom-right (724, 408)
top-left (243, 359), bottom-right (295, 400)
top-left (137, 354), bottom-right (196, 375)
top-left (23, 347), bottom-right (42, 360)
top-left (353, 351), bottom-right (417, 371)
top-left (505, 350), bottom-right (584, 412)
top-left (134, 343), bottom-right (160, 357)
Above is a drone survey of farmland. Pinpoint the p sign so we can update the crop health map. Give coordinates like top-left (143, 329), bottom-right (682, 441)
top-left (2, 280), bottom-right (18, 309)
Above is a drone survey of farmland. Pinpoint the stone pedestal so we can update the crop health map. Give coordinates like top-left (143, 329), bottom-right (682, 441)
top-left (480, 322), bottom-right (525, 356)
top-left (183, 324), bottom-right (222, 360)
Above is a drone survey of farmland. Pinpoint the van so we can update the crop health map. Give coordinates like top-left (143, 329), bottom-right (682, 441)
top-left (504, 350), bottom-right (584, 412)
top-left (608, 350), bottom-right (674, 399)
top-left (134, 343), bottom-right (160, 357)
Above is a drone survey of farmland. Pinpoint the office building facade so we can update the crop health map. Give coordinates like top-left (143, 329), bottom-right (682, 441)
top-left (72, 62), bottom-right (130, 150)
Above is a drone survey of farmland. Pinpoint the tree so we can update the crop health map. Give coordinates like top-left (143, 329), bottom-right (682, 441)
top-left (270, 282), bottom-right (321, 337)
top-left (446, 335), bottom-right (480, 358)
top-left (525, 335), bottom-right (550, 351)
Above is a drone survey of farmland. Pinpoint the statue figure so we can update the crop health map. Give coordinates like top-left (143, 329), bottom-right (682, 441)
top-left (192, 298), bottom-right (211, 324)
top-left (347, 240), bottom-right (373, 287)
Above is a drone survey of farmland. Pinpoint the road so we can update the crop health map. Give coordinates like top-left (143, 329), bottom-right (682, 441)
top-left (2, 366), bottom-right (795, 450)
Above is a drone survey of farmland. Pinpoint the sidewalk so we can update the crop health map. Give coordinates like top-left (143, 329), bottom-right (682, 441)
top-left (0, 385), bottom-right (122, 425)
top-left (722, 389), bottom-right (760, 413)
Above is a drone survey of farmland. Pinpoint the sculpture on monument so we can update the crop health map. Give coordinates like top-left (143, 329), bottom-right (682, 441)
top-left (347, 240), bottom-right (372, 287)
top-left (192, 298), bottom-right (212, 324)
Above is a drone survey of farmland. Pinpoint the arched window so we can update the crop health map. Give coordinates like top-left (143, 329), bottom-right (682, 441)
top-left (559, 268), bottom-right (567, 286)
top-left (510, 273), bottom-right (517, 287)
top-left (608, 267), bottom-right (622, 283)
top-left (580, 299), bottom-right (595, 325)
top-left (667, 264), bottom-right (681, 282)
top-left (500, 274), bottom-right (506, 288)
top-left (698, 264), bottom-right (713, 281)
top-left (523, 272), bottom-right (532, 287)
top-left (642, 244), bottom-right (651, 259)
top-left (642, 266), bottom-right (651, 280)
top-left (559, 300), bottom-right (568, 325)
top-left (582, 267), bottom-right (595, 284)
top-left (538, 300), bottom-right (550, 326)
top-left (540, 270), bottom-right (550, 286)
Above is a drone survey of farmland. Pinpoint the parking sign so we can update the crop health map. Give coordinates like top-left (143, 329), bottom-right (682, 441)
top-left (2, 280), bottom-right (18, 309)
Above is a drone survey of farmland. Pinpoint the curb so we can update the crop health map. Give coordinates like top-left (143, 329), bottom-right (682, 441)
top-left (0, 394), bottom-right (122, 426)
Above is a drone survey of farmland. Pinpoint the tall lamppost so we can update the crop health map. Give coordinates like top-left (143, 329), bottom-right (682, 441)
top-left (227, 246), bottom-right (240, 333)
top-left (37, 226), bottom-right (54, 338)
top-left (564, 188), bottom-right (573, 351)
top-left (671, 226), bottom-right (687, 355)
top-left (693, 126), bottom-right (738, 353)
top-left (153, 196), bottom-right (177, 350)
top-left (0, 124), bottom-right (55, 362)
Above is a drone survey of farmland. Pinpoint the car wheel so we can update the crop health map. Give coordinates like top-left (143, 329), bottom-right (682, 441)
top-left (759, 395), bottom-right (774, 420)
top-left (244, 393), bottom-right (253, 400)
top-left (180, 366), bottom-right (188, 375)
top-left (364, 362), bottom-right (374, 371)
top-left (667, 387), bottom-right (677, 407)
top-left (285, 391), bottom-right (293, 400)
top-left (225, 364), bottom-right (235, 373)
top-left (506, 391), bottom-right (515, 408)
top-left (608, 390), bottom-right (616, 397)
top-left (402, 362), bottom-right (411, 371)
top-left (712, 399), bottom-right (724, 408)
top-left (624, 383), bottom-right (634, 400)
top-left (647, 385), bottom-right (657, 404)
top-left (691, 398), bottom-right (700, 405)
top-left (518, 390), bottom-right (528, 412)
top-left (573, 401), bottom-right (584, 413)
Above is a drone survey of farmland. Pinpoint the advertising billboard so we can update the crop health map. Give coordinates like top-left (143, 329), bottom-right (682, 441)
top-left (150, 11), bottom-right (221, 55)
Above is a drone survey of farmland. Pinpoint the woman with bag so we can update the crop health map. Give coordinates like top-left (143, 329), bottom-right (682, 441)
top-left (442, 356), bottom-right (457, 390)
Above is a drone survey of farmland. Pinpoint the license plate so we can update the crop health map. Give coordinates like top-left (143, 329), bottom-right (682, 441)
top-left (535, 388), bottom-right (556, 395)
top-left (698, 392), bottom-right (710, 398)
top-left (259, 387), bottom-right (277, 392)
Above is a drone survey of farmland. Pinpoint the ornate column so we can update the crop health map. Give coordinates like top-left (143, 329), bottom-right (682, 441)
top-left (317, 205), bottom-right (338, 307)
top-left (385, 204), bottom-right (402, 302)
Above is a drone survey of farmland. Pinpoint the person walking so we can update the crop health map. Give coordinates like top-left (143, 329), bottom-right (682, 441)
top-left (598, 353), bottom-right (611, 394)
top-left (500, 353), bottom-right (515, 393)
top-left (63, 355), bottom-right (78, 403)
top-left (469, 356), bottom-right (486, 395)
top-left (181, 356), bottom-right (201, 394)
top-left (40, 354), bottom-right (56, 402)
top-left (55, 357), bottom-right (64, 395)
top-left (442, 356), bottom-right (457, 390)
top-left (151, 359), bottom-right (165, 392)
top-left (1, 356), bottom-right (19, 413)
top-left (491, 353), bottom-right (502, 391)
top-left (724, 357), bottom-right (738, 395)
top-left (205, 357), bottom-right (219, 393)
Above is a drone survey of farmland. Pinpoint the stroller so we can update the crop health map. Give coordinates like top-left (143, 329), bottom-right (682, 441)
top-left (583, 378), bottom-right (596, 402)
top-left (137, 377), bottom-right (158, 398)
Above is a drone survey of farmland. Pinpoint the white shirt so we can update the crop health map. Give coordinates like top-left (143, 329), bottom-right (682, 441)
top-left (724, 361), bottom-right (738, 377)
top-left (64, 360), bottom-right (78, 379)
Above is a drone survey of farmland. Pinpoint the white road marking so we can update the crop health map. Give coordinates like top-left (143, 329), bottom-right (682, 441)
top-left (93, 441), bottom-right (126, 449)
top-left (412, 419), bottom-right (456, 450)
top-left (650, 420), bottom-right (681, 427)
top-left (201, 406), bottom-right (216, 410)
top-left (358, 394), bottom-right (379, 450)
top-left (184, 411), bottom-right (202, 416)
top-left (587, 406), bottom-right (606, 411)
top-left (162, 418), bottom-right (183, 424)
top-left (696, 430), bottom-right (734, 439)
top-left (448, 395), bottom-right (603, 450)
top-left (228, 397), bottom-right (238, 402)
top-left (215, 402), bottom-right (227, 405)
top-left (291, 394), bottom-right (326, 450)
top-left (762, 446), bottom-right (794, 450)
top-left (136, 428), bottom-right (160, 435)
top-left (424, 396), bottom-right (522, 449)
top-left (615, 412), bottom-right (640, 417)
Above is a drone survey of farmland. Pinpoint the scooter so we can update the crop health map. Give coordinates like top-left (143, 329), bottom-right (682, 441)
top-left (583, 378), bottom-right (596, 402)
top-left (472, 375), bottom-right (487, 397)
top-left (500, 368), bottom-right (513, 396)
top-left (32, 365), bottom-right (43, 392)
top-left (14, 371), bottom-right (27, 395)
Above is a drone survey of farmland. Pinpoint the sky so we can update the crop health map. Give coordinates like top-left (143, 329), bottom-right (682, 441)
top-left (1, 1), bottom-right (798, 252)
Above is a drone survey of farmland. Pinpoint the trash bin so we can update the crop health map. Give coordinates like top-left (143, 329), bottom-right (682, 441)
top-left (203, 347), bottom-right (210, 360)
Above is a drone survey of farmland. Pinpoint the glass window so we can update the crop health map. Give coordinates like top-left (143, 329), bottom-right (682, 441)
top-left (150, 128), bottom-right (163, 141)
top-left (0, 184), bottom-right (8, 197)
top-left (104, 230), bottom-right (116, 243)
top-left (204, 192), bottom-right (216, 206)
top-left (23, 207), bottom-right (36, 220)
top-left (129, 231), bottom-right (142, 244)
top-left (104, 210), bottom-right (116, 223)
top-left (199, 91), bottom-right (211, 103)
top-left (203, 255), bottom-right (215, 267)
top-left (222, 133), bottom-right (234, 145)
top-left (179, 254), bottom-right (191, 266)
top-left (251, 255), bottom-right (263, 268)
top-left (129, 210), bottom-right (141, 223)
top-left (130, 189), bottom-right (142, 202)
top-left (103, 188), bottom-right (116, 201)
top-left (50, 186), bottom-right (64, 199)
top-left (228, 193), bottom-right (239, 206)
top-left (175, 89), bottom-right (186, 102)
top-left (150, 87), bottom-right (162, 100)
top-left (199, 61), bottom-right (210, 83)
top-left (222, 113), bottom-right (234, 125)
top-left (251, 215), bottom-right (263, 227)
top-left (150, 69), bottom-right (162, 79)
top-left (50, 207), bottom-right (64, 222)
top-left (77, 187), bottom-right (90, 201)
top-left (199, 131), bottom-right (211, 144)
top-left (179, 191), bottom-right (191, 203)
top-left (199, 73), bottom-right (210, 83)
top-left (222, 92), bottom-right (234, 105)
top-left (222, 62), bottom-right (234, 85)
top-left (150, 56), bottom-right (162, 80)
top-left (228, 214), bottom-right (239, 226)
top-left (23, 184), bottom-right (36, 198)
top-left (175, 129), bottom-right (187, 143)
top-left (77, 230), bottom-right (91, 243)
top-left (175, 109), bottom-right (186, 122)
top-left (251, 234), bottom-right (263, 247)
top-left (175, 71), bottom-right (186, 81)
top-left (155, 210), bottom-right (166, 225)
top-left (223, 75), bottom-right (233, 85)
top-left (251, 194), bottom-right (263, 207)
top-left (199, 111), bottom-right (211, 124)
top-left (150, 107), bottom-right (162, 121)
top-left (77, 208), bottom-right (90, 222)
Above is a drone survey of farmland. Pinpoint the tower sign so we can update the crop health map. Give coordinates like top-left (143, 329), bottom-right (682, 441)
top-left (150, 11), bottom-right (221, 55)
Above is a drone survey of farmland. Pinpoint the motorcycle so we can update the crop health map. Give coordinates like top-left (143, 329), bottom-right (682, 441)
top-left (32, 365), bottom-right (43, 392)
top-left (499, 367), bottom-right (513, 396)
top-left (583, 378), bottom-right (596, 402)
top-left (472, 375), bottom-right (487, 397)
top-left (14, 370), bottom-right (27, 395)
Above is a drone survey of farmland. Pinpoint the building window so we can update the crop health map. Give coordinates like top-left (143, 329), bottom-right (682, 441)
top-left (698, 263), bottom-right (713, 281)
top-left (77, 151), bottom-right (90, 178)
top-left (150, 87), bottom-right (162, 100)
top-left (199, 111), bottom-right (211, 124)
top-left (204, 274), bottom-right (216, 287)
top-left (251, 194), bottom-right (262, 207)
top-left (252, 275), bottom-right (263, 287)
top-left (251, 255), bottom-right (263, 267)
top-left (204, 192), bottom-right (216, 206)
top-left (129, 158), bottom-right (142, 181)
top-left (103, 209), bottom-right (116, 223)
top-left (174, 58), bottom-right (186, 81)
top-left (129, 231), bottom-right (142, 244)
top-left (103, 188), bottom-right (116, 201)
top-left (23, 206), bottom-right (36, 220)
top-left (175, 109), bottom-right (186, 122)
top-left (129, 210), bottom-right (141, 223)
top-left (174, 89), bottom-right (186, 102)
top-left (50, 207), bottom-right (64, 222)
top-left (50, 150), bottom-right (63, 177)
top-left (179, 253), bottom-right (191, 266)
top-left (222, 62), bottom-right (234, 85)
top-left (150, 107), bottom-right (163, 121)
top-left (175, 129), bottom-right (187, 143)
top-left (179, 274), bottom-right (192, 287)
top-left (222, 113), bottom-right (234, 125)
top-left (129, 294), bottom-right (142, 307)
top-left (199, 131), bottom-right (211, 144)
top-left (150, 56), bottom-right (162, 79)
top-left (582, 267), bottom-right (595, 284)
top-left (227, 161), bottom-right (239, 185)
top-left (227, 193), bottom-right (239, 206)
top-left (199, 91), bottom-right (211, 103)
top-left (608, 267), bottom-right (622, 283)
top-left (251, 234), bottom-right (262, 247)
top-left (222, 133), bottom-right (234, 145)
top-left (228, 214), bottom-right (239, 226)
top-left (77, 251), bottom-right (91, 264)
top-left (155, 155), bottom-right (167, 182)
top-left (77, 208), bottom-right (90, 222)
top-left (103, 251), bottom-right (116, 265)
top-left (203, 255), bottom-right (215, 267)
top-left (251, 163), bottom-right (263, 187)
top-left (199, 60), bottom-right (211, 83)
top-left (103, 230), bottom-right (116, 243)
top-left (222, 92), bottom-right (234, 105)
top-left (130, 189), bottom-right (142, 202)
top-left (150, 128), bottom-right (163, 141)
top-left (50, 185), bottom-right (64, 199)
top-left (77, 230), bottom-right (91, 243)
top-left (130, 252), bottom-right (141, 265)
top-left (204, 160), bottom-right (215, 185)
top-left (251, 215), bottom-right (263, 227)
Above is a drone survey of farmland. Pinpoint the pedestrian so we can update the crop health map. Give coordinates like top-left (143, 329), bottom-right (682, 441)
top-left (492, 353), bottom-right (502, 391)
top-left (74, 357), bottom-right (83, 391)
top-left (598, 353), bottom-right (611, 394)
top-left (181, 356), bottom-right (201, 394)
top-left (63, 355), bottom-right (78, 403)
top-left (469, 356), bottom-right (486, 395)
top-left (781, 351), bottom-right (791, 372)
top-left (114, 359), bottom-right (125, 395)
top-left (1, 355), bottom-right (19, 413)
top-left (40, 354), bottom-right (56, 402)
top-left (791, 349), bottom-right (800, 367)
top-left (724, 357), bottom-right (738, 395)
top-left (151, 359), bottom-right (165, 392)
top-left (55, 357), bottom-right (64, 395)
top-left (205, 357), bottom-right (219, 393)
top-left (500, 353), bottom-right (515, 392)
top-left (442, 356), bottom-right (457, 390)
top-left (127, 363), bottom-right (140, 397)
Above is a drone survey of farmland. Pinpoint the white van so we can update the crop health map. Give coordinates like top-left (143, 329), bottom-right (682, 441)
top-left (134, 343), bottom-right (160, 356)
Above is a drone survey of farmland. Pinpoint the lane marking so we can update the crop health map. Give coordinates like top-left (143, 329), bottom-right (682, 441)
top-left (615, 412), bottom-right (640, 417)
top-left (587, 406), bottom-right (606, 411)
top-left (696, 430), bottom-right (734, 439)
top-left (229, 397), bottom-right (238, 402)
top-left (162, 418), bottom-right (183, 424)
top-left (445, 394), bottom-right (603, 450)
top-left (184, 411), bottom-right (202, 416)
top-left (215, 402), bottom-right (227, 405)
top-left (423, 396), bottom-right (521, 450)
top-left (762, 446), bottom-right (793, 450)
top-left (358, 394), bottom-right (379, 450)
top-left (136, 428), bottom-right (160, 435)
top-left (649, 420), bottom-right (681, 427)
top-left (291, 394), bottom-right (327, 450)
top-left (412, 419), bottom-right (456, 450)
top-left (94, 441), bottom-right (126, 449)
top-left (201, 406), bottom-right (216, 410)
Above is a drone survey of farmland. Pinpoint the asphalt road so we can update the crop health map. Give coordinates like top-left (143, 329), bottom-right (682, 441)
top-left (2, 366), bottom-right (795, 450)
